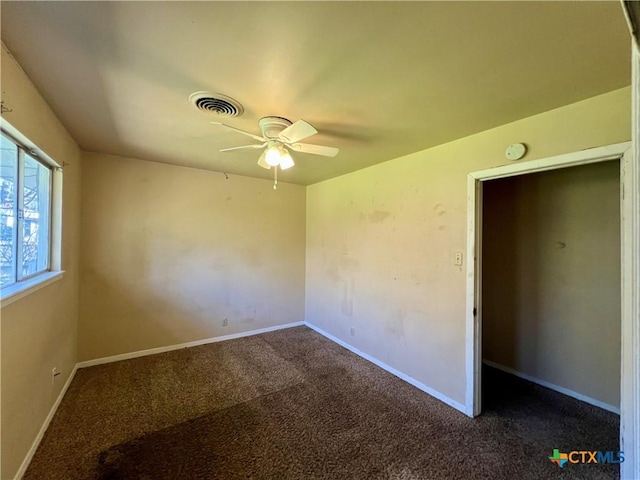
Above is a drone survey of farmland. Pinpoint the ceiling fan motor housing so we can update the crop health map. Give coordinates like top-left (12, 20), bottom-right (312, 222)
top-left (259, 116), bottom-right (292, 139)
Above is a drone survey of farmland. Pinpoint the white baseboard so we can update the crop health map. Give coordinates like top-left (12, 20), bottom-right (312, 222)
top-left (304, 322), bottom-right (466, 414)
top-left (76, 322), bottom-right (305, 368)
top-left (482, 359), bottom-right (620, 414)
top-left (14, 364), bottom-right (78, 480)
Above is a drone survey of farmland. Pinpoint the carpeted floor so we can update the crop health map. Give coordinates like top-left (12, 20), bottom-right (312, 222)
top-left (25, 326), bottom-right (619, 479)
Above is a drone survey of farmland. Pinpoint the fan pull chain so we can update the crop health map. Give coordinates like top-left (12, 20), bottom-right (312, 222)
top-left (273, 165), bottom-right (278, 190)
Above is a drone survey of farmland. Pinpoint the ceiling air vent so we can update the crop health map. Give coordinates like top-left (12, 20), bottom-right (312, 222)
top-left (189, 92), bottom-right (244, 117)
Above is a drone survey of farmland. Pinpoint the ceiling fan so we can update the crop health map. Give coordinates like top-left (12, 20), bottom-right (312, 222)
top-left (212, 116), bottom-right (339, 188)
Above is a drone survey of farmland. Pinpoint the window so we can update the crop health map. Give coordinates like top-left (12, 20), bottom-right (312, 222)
top-left (1, 132), bottom-right (52, 289)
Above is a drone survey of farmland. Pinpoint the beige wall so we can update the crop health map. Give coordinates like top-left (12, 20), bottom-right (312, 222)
top-left (482, 161), bottom-right (621, 407)
top-left (305, 87), bottom-right (630, 406)
top-left (0, 46), bottom-right (82, 479)
top-left (79, 153), bottom-right (306, 361)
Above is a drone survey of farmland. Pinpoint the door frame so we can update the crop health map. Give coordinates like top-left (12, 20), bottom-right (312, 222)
top-left (620, 36), bottom-right (640, 480)
top-left (464, 141), bottom-right (635, 464)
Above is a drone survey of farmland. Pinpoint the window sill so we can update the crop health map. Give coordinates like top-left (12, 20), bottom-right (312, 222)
top-left (1, 271), bottom-right (65, 308)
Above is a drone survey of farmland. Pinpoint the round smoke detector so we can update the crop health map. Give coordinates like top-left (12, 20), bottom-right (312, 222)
top-left (505, 143), bottom-right (527, 161)
top-left (189, 92), bottom-right (244, 117)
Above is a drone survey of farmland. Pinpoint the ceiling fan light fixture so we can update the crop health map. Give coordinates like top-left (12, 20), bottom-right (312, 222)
top-left (279, 150), bottom-right (294, 170)
top-left (213, 116), bottom-right (339, 180)
top-left (265, 145), bottom-right (282, 167)
top-left (257, 150), bottom-right (270, 169)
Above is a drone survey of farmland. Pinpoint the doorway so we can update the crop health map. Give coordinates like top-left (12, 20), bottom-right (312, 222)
top-left (481, 160), bottom-right (621, 414)
top-left (465, 142), bottom-right (638, 464)
top-left (481, 160), bottom-right (621, 428)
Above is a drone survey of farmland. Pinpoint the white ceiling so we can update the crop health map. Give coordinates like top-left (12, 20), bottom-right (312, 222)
top-left (0, 1), bottom-right (631, 185)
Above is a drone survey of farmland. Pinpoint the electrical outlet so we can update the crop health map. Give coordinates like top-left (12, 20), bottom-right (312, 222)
top-left (222, 317), bottom-right (228, 327)
top-left (453, 251), bottom-right (463, 266)
top-left (350, 327), bottom-right (356, 337)
top-left (51, 367), bottom-right (60, 384)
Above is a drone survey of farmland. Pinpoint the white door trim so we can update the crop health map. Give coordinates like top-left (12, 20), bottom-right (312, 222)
top-left (620, 39), bottom-right (640, 480)
top-left (465, 141), bottom-right (634, 465)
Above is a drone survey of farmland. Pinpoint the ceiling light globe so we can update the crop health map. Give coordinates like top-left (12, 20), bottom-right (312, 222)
top-left (265, 147), bottom-right (281, 166)
top-left (279, 152), bottom-right (294, 170)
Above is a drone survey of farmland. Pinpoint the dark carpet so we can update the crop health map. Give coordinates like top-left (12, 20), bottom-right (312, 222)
top-left (25, 326), bottom-right (619, 479)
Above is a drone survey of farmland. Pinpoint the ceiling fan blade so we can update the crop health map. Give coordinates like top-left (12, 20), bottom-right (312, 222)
top-left (257, 150), bottom-right (271, 169)
top-left (278, 119), bottom-right (317, 144)
top-left (220, 143), bottom-right (266, 153)
top-left (211, 121), bottom-right (266, 142)
top-left (290, 143), bottom-right (339, 157)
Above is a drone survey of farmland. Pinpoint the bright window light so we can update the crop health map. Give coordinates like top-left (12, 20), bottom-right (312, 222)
top-left (0, 132), bottom-right (53, 289)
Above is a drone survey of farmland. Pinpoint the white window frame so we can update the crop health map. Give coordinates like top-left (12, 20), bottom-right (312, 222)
top-left (0, 120), bottom-right (64, 307)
